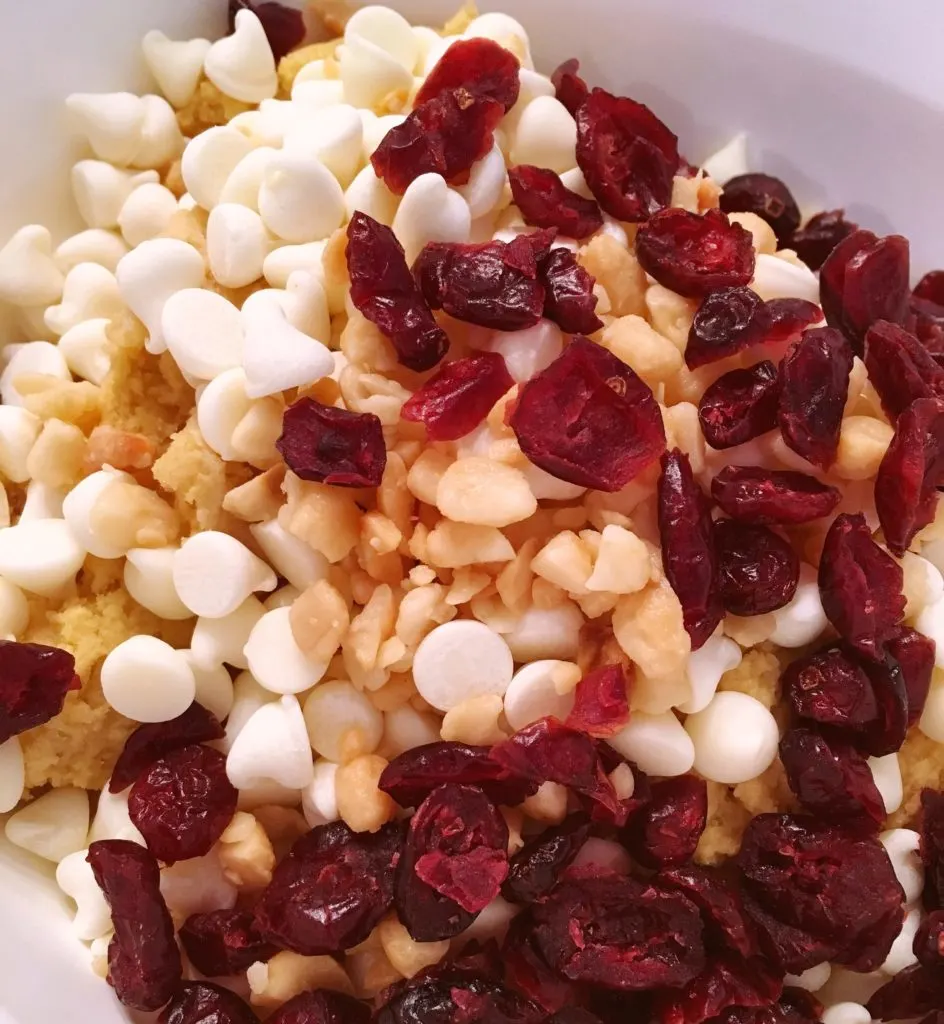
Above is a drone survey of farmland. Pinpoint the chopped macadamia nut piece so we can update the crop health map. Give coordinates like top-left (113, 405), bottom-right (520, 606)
top-left (290, 580), bottom-right (350, 663)
top-left (440, 694), bottom-right (507, 745)
top-left (613, 580), bottom-right (691, 681)
top-left (578, 234), bottom-right (647, 318)
top-left (334, 754), bottom-right (396, 833)
top-left (531, 531), bottom-right (594, 596)
top-left (436, 457), bottom-right (537, 528)
top-left (377, 915), bottom-right (450, 979)
top-left (426, 520), bottom-right (515, 568)
top-left (218, 810), bottom-right (276, 890)
top-left (585, 524), bottom-right (652, 594)
top-left (281, 474), bottom-right (361, 563)
top-left (601, 315), bottom-right (683, 388)
top-left (248, 952), bottom-right (353, 1009)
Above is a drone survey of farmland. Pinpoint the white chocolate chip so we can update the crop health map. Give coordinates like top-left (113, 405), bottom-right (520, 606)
top-left (259, 151), bottom-right (346, 243)
top-left (100, 634), bottom-right (196, 722)
top-left (182, 651), bottom-right (235, 722)
top-left (0, 225), bottom-right (64, 307)
top-left (71, 161), bottom-right (159, 229)
top-left (0, 519), bottom-right (87, 596)
top-left (339, 7), bottom-right (415, 109)
top-left (504, 603), bottom-right (584, 662)
top-left (131, 95), bottom-right (184, 169)
top-left (700, 133), bottom-right (749, 182)
top-left (685, 691), bottom-right (780, 783)
top-left (4, 788), bottom-right (89, 862)
top-left (66, 92), bottom-right (145, 165)
top-left (191, 596), bottom-right (265, 671)
top-left (0, 406), bottom-right (42, 482)
top-left (249, 519), bottom-right (330, 591)
top-left (509, 96), bottom-right (577, 173)
top-left (503, 660), bottom-right (577, 731)
top-left (769, 564), bottom-right (828, 647)
top-left (785, 962), bottom-right (832, 993)
top-left (117, 182), bottom-right (179, 246)
top-left (456, 143), bottom-right (507, 220)
top-left (19, 481), bottom-right (66, 524)
top-left (345, 165), bottom-right (400, 226)
top-left (226, 694), bottom-right (315, 790)
top-left (54, 228), bottom-right (128, 274)
top-left (284, 104), bottom-right (364, 188)
top-left (483, 319), bottom-right (562, 385)
top-left (607, 711), bottom-right (696, 777)
top-left (58, 318), bottom-right (112, 385)
top-left (141, 30), bottom-right (212, 108)
top-left (679, 634), bottom-right (743, 714)
top-left (173, 531), bottom-right (277, 618)
top-left (1, 341), bottom-right (71, 407)
top-left (392, 173), bottom-right (472, 264)
top-left (879, 828), bottom-right (924, 906)
top-left (750, 253), bottom-right (820, 303)
top-left (263, 240), bottom-right (327, 288)
top-left (45, 262), bottom-right (121, 337)
top-left (55, 849), bottom-right (112, 941)
top-left (88, 786), bottom-right (145, 845)
top-left (207, 203), bottom-right (271, 289)
top-left (303, 681), bottom-right (384, 763)
top-left (0, 737), bottom-right (25, 813)
top-left (821, 1004), bottom-right (871, 1024)
top-left (196, 367), bottom-right (256, 461)
top-left (413, 620), bottom-right (514, 712)
top-left (62, 467), bottom-right (132, 559)
top-left (880, 906), bottom-right (920, 977)
top-left (869, 753), bottom-right (903, 814)
top-left (219, 146), bottom-right (279, 209)
top-left (162, 287), bottom-right (245, 380)
top-left (244, 607), bottom-right (329, 695)
top-left (124, 546), bottom-right (193, 621)
top-left (181, 125), bottom-right (257, 211)
top-left (0, 578), bottom-right (29, 637)
top-left (205, 9), bottom-right (278, 104)
top-left (381, 706), bottom-right (442, 758)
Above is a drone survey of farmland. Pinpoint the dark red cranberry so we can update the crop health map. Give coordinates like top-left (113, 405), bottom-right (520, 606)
top-left (531, 869), bottom-right (706, 990)
top-left (371, 89), bottom-right (504, 193)
top-left (502, 815), bottom-right (592, 905)
top-left (635, 209), bottom-right (755, 298)
top-left (128, 744), bottom-right (236, 864)
top-left (589, 746), bottom-right (651, 830)
top-left (414, 37), bottom-right (520, 111)
top-left (159, 982), bottom-right (259, 1024)
top-left (819, 229), bottom-right (910, 354)
top-left (564, 664), bottom-right (631, 737)
top-left (379, 741), bottom-right (536, 808)
top-left (736, 813), bottom-right (905, 973)
top-left (265, 990), bottom-right (371, 1024)
top-left (778, 327), bottom-right (854, 469)
top-left (179, 909), bottom-right (275, 977)
top-left (875, 396), bottom-right (944, 556)
top-left (818, 512), bottom-right (905, 661)
top-left (87, 840), bottom-right (181, 1011)
top-left (551, 58), bottom-right (590, 117)
top-left (718, 989), bottom-right (823, 1024)
top-left (228, 1), bottom-right (304, 62)
top-left (713, 519), bottom-right (799, 616)
top-left (254, 820), bottom-right (400, 954)
top-left (504, 913), bottom-right (584, 1013)
top-left (400, 352), bottom-right (513, 441)
top-left (911, 270), bottom-right (944, 350)
top-left (887, 627), bottom-right (935, 726)
top-left (710, 466), bottom-right (841, 525)
top-left (346, 211), bottom-right (449, 372)
top-left (546, 1011), bottom-right (605, 1024)
top-left (575, 88), bottom-right (680, 222)
top-left (698, 362), bottom-right (781, 449)
top-left (658, 866), bottom-right (758, 958)
top-left (0, 639), bottom-right (78, 745)
top-left (658, 449), bottom-right (723, 650)
top-left (914, 910), bottom-right (944, 968)
top-left (510, 335), bottom-right (666, 492)
top-left (781, 645), bottom-right (879, 733)
top-left (720, 173), bottom-right (801, 244)
top-left (110, 703), bottom-right (224, 793)
top-left (653, 952), bottom-right (783, 1024)
top-left (858, 651), bottom-right (910, 757)
top-left (867, 964), bottom-right (944, 1022)
top-left (623, 776), bottom-right (708, 869)
top-left (509, 165), bottom-right (603, 240)
top-left (540, 247), bottom-right (604, 334)
top-left (920, 788), bottom-right (944, 911)
top-left (790, 209), bottom-right (858, 271)
top-left (862, 320), bottom-right (944, 421)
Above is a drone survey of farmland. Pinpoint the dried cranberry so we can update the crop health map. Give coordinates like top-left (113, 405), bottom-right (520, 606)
top-left (781, 645), bottom-right (879, 733)
top-left (346, 212), bottom-right (448, 371)
top-left (790, 209), bottom-right (858, 271)
top-left (490, 717), bottom-right (621, 818)
top-left (565, 664), bottom-right (631, 737)
top-left (818, 513), bottom-right (905, 661)
top-left (110, 703), bottom-right (224, 793)
top-left (379, 741), bottom-right (536, 808)
top-left (711, 466), bottom-right (841, 525)
top-left (575, 88), bottom-right (680, 222)
top-left (254, 820), bottom-right (401, 954)
top-left (920, 788), bottom-right (944, 911)
top-left (778, 327), bottom-right (854, 469)
top-left (713, 519), bottom-right (799, 616)
top-left (858, 651), bottom-right (910, 757)
top-left (160, 982), bottom-right (259, 1024)
top-left (914, 910), bottom-right (944, 968)
top-left (911, 270), bottom-right (944, 350)
top-left (736, 813), bottom-right (905, 973)
top-left (589, 747), bottom-right (651, 830)
top-left (87, 840), bottom-right (181, 1011)
top-left (623, 775), bottom-right (708, 869)
top-left (875, 396), bottom-right (944, 556)
top-left (509, 166), bottom-right (603, 240)
top-left (654, 953), bottom-right (783, 1024)
top-left (179, 909), bottom-right (275, 977)
top-left (510, 335), bottom-right (665, 492)
top-left (718, 989), bottom-right (823, 1024)
top-left (502, 815), bottom-right (592, 905)
top-left (540, 247), bottom-right (604, 334)
top-left (819, 229), bottom-right (910, 353)
top-left (228, 1), bottom-right (304, 62)
top-left (862, 320), bottom-right (944, 421)
top-left (266, 990), bottom-right (370, 1024)
top-left (636, 209), bottom-right (755, 298)
top-left (0, 639), bottom-right (78, 744)
top-left (371, 89), bottom-right (504, 193)
top-left (504, 914), bottom-right (583, 1013)
top-left (720, 173), bottom-right (801, 244)
top-left (698, 363), bottom-right (781, 449)
top-left (128, 744), bottom-right (236, 864)
top-left (867, 964), bottom-right (944, 1022)
top-left (658, 449), bottom-right (723, 650)
top-left (779, 727), bottom-right (885, 826)
top-left (396, 783), bottom-right (508, 941)
top-left (531, 869), bottom-right (706, 990)
top-left (658, 866), bottom-right (758, 958)
top-left (551, 59), bottom-right (590, 118)
top-left (546, 1012), bottom-right (605, 1024)
top-left (886, 626), bottom-right (935, 726)
top-left (415, 38), bottom-right (520, 111)
top-left (400, 352), bottom-right (513, 441)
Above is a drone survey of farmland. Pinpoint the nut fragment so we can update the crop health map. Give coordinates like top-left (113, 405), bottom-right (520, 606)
top-left (520, 781), bottom-right (569, 824)
top-left (281, 474), bottom-right (361, 562)
top-left (835, 415), bottom-right (894, 481)
top-left (84, 424), bottom-right (156, 473)
top-left (437, 457), bottom-right (537, 528)
top-left (585, 524), bottom-right (652, 594)
top-left (290, 580), bottom-right (351, 662)
top-left (531, 531), bottom-right (594, 595)
top-left (578, 234), bottom-right (647, 317)
top-left (345, 584), bottom-right (396, 672)
top-left (601, 315), bottom-right (683, 389)
top-left (377, 915), bottom-right (450, 979)
top-left (440, 694), bottom-right (507, 745)
top-left (395, 584), bottom-right (456, 649)
top-left (334, 755), bottom-right (396, 833)
top-left (644, 284), bottom-right (698, 353)
top-left (613, 579), bottom-right (691, 680)
top-left (222, 465), bottom-right (286, 522)
top-left (218, 811), bottom-right (277, 891)
top-left (248, 951), bottom-right (353, 1008)
top-left (89, 478), bottom-right (180, 549)
top-left (25, 418), bottom-right (87, 489)
top-left (406, 448), bottom-right (452, 505)
top-left (426, 520), bottom-right (515, 568)
top-left (727, 211), bottom-right (777, 255)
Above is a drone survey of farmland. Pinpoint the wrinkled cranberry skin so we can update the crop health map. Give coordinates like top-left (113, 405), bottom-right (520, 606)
top-left (779, 727), bottom-right (886, 826)
top-left (920, 788), bottom-right (944, 911)
top-left (698, 363), bottom-right (781, 449)
top-left (781, 645), bottom-right (879, 734)
top-left (379, 741), bottom-right (536, 808)
top-left (778, 327), bottom-right (854, 469)
top-left (575, 88), bottom-right (680, 222)
top-left (401, 352), bottom-right (513, 441)
top-left (504, 913), bottom-right (584, 1013)
top-left (0, 639), bottom-right (78, 745)
top-left (551, 59), bottom-right (590, 117)
top-left (658, 449), bottom-right (723, 650)
top-left (790, 209), bottom-right (858, 271)
top-left (159, 982), bottom-right (260, 1024)
top-left (87, 840), bottom-right (182, 1012)
top-left (858, 652), bottom-right (910, 757)
top-left (510, 165), bottom-right (604, 240)
top-left (819, 229), bottom-right (910, 354)
top-left (720, 173), bottom-right (801, 244)
top-left (531, 869), bottom-right (706, 991)
top-left (254, 821), bottom-right (401, 955)
top-left (179, 909), bottom-right (276, 978)
top-left (911, 270), bottom-right (944, 350)
top-left (265, 990), bottom-right (371, 1024)
top-left (875, 397), bottom-right (944, 556)
top-left (228, 1), bottom-right (304, 62)
top-left (658, 866), bottom-right (758, 958)
top-left (546, 1012), bottom-right (605, 1024)
top-left (636, 209), bottom-right (755, 298)
top-left (623, 776), bottom-right (708, 869)
top-left (565, 664), bottom-right (631, 737)
top-left (541, 248), bottom-right (604, 334)
top-left (736, 813), bottom-right (905, 973)
top-left (510, 335), bottom-right (666, 492)
top-left (502, 815), bottom-right (592, 905)
top-left (110, 703), bottom-right (224, 793)
top-left (719, 989), bottom-right (823, 1024)
top-left (653, 952), bottom-right (783, 1024)
top-left (862, 320), bottom-right (944, 421)
top-left (818, 512), bottom-right (905, 661)
top-left (713, 519), bottom-right (799, 616)
top-left (128, 744), bottom-right (237, 865)
top-left (867, 964), bottom-right (944, 1022)
top-left (415, 38), bottom-right (520, 111)
top-left (913, 911), bottom-right (944, 968)
top-left (886, 626), bottom-right (935, 726)
top-left (711, 467), bottom-right (841, 526)
top-left (346, 211), bottom-right (449, 371)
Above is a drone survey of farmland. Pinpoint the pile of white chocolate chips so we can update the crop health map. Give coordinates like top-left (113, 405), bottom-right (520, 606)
top-left (0, 2), bottom-right (943, 1021)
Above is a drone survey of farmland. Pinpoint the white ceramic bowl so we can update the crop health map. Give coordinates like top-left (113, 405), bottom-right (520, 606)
top-left (1, 2), bottom-right (942, 1020)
